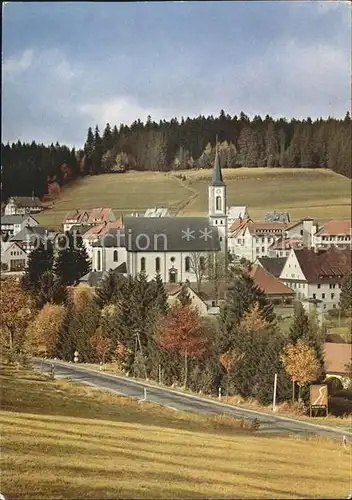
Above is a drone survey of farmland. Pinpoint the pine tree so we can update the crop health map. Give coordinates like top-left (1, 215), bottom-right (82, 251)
top-left (177, 283), bottom-right (192, 306)
top-left (102, 123), bottom-right (113, 154)
top-left (84, 127), bottom-right (95, 175)
top-left (152, 273), bottom-right (169, 314)
top-left (21, 240), bottom-right (54, 294)
top-left (92, 125), bottom-right (102, 175)
top-left (34, 270), bottom-right (67, 310)
top-left (288, 302), bottom-right (310, 344)
top-left (54, 232), bottom-right (91, 286)
top-left (339, 271), bottom-right (352, 313)
top-left (95, 271), bottom-right (125, 307)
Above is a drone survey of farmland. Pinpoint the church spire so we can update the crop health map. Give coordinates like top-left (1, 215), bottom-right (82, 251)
top-left (211, 135), bottom-right (224, 186)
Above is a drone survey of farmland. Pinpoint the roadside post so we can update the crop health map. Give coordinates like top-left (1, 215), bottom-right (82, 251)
top-left (218, 387), bottom-right (222, 401)
top-left (74, 351), bottom-right (79, 363)
top-left (272, 373), bottom-right (278, 412)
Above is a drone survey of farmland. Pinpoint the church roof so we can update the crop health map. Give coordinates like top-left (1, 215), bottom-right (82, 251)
top-left (211, 143), bottom-right (224, 186)
top-left (119, 216), bottom-right (221, 252)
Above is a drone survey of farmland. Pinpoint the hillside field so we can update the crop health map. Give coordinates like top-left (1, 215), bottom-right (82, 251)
top-left (1, 364), bottom-right (350, 499)
top-left (36, 168), bottom-right (351, 229)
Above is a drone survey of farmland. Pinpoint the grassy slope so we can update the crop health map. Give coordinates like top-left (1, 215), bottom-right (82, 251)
top-left (36, 168), bottom-right (351, 228)
top-left (1, 364), bottom-right (350, 500)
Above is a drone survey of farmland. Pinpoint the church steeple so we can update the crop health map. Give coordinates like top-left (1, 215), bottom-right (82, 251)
top-left (211, 135), bottom-right (224, 186)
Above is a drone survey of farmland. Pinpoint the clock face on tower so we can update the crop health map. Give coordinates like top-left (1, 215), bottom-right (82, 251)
top-left (216, 189), bottom-right (221, 194)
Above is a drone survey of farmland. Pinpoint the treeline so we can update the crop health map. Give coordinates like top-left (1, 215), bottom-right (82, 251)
top-left (1, 110), bottom-right (351, 200)
top-left (4, 252), bottom-right (346, 406)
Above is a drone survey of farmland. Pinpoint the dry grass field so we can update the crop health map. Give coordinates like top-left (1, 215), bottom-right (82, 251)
top-left (36, 168), bottom-right (351, 229)
top-left (1, 364), bottom-right (350, 499)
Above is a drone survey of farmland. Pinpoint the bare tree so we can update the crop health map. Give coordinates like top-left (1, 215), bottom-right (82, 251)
top-left (189, 252), bottom-right (207, 294)
top-left (206, 252), bottom-right (227, 305)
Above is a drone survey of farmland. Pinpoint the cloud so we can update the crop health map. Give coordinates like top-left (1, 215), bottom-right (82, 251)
top-left (2, 17), bottom-right (350, 148)
top-left (2, 49), bottom-right (34, 77)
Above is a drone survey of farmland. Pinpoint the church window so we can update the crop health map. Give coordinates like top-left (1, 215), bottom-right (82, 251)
top-left (155, 257), bottom-right (160, 273)
top-left (216, 196), bottom-right (222, 211)
top-left (97, 250), bottom-right (101, 271)
top-left (113, 250), bottom-right (118, 262)
top-left (170, 256), bottom-right (175, 263)
top-left (185, 256), bottom-right (190, 272)
top-left (200, 256), bottom-right (206, 271)
top-left (141, 257), bottom-right (146, 272)
top-left (220, 237), bottom-right (223, 242)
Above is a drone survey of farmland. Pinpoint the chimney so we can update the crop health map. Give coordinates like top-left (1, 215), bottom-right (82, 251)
top-left (32, 191), bottom-right (35, 201)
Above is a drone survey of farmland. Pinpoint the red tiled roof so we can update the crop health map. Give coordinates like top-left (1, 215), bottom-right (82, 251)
top-left (87, 208), bottom-right (114, 224)
top-left (65, 209), bottom-right (88, 223)
top-left (269, 237), bottom-right (304, 250)
top-left (324, 343), bottom-right (351, 374)
top-left (249, 264), bottom-right (295, 296)
top-left (294, 247), bottom-right (351, 283)
top-left (229, 218), bottom-right (252, 235)
top-left (83, 218), bottom-right (123, 239)
top-left (315, 220), bottom-right (351, 237)
top-left (248, 221), bottom-right (289, 235)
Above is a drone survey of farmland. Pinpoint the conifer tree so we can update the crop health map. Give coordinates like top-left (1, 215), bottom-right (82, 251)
top-left (177, 283), bottom-right (192, 306)
top-left (95, 271), bottom-right (125, 307)
top-left (152, 273), bottom-right (169, 314)
top-left (34, 270), bottom-right (67, 310)
top-left (54, 232), bottom-right (91, 286)
top-left (21, 240), bottom-right (54, 294)
top-left (84, 126), bottom-right (95, 175)
top-left (288, 302), bottom-right (310, 344)
top-left (92, 125), bottom-right (102, 175)
top-left (339, 271), bottom-right (352, 313)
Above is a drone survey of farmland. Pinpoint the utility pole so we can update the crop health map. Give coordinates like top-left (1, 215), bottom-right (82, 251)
top-left (272, 373), bottom-right (278, 412)
top-left (135, 329), bottom-right (148, 380)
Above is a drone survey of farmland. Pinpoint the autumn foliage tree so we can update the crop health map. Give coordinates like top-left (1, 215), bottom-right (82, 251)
top-left (219, 348), bottom-right (245, 399)
top-left (0, 279), bottom-right (31, 354)
top-left (281, 340), bottom-right (320, 402)
top-left (157, 302), bottom-right (209, 388)
top-left (27, 303), bottom-right (66, 357)
top-left (90, 327), bottom-right (110, 363)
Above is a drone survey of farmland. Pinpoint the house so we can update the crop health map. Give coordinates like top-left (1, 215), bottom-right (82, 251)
top-left (227, 206), bottom-right (249, 228)
top-left (279, 247), bottom-right (351, 310)
top-left (0, 215), bottom-right (39, 237)
top-left (92, 145), bottom-right (227, 284)
top-left (313, 220), bottom-right (351, 249)
top-left (267, 237), bottom-right (305, 258)
top-left (86, 208), bottom-right (116, 225)
top-left (228, 217), bottom-right (318, 262)
top-left (10, 225), bottom-right (56, 252)
top-left (4, 195), bottom-right (43, 215)
top-left (256, 256), bottom-right (287, 278)
top-left (144, 208), bottom-right (170, 217)
top-left (1, 240), bottom-right (28, 272)
top-left (165, 283), bottom-right (221, 316)
top-left (248, 263), bottom-right (295, 305)
top-left (324, 343), bottom-right (351, 388)
top-left (80, 218), bottom-right (124, 258)
top-left (78, 264), bottom-right (128, 287)
top-left (63, 210), bottom-right (90, 232)
top-left (264, 211), bottom-right (290, 223)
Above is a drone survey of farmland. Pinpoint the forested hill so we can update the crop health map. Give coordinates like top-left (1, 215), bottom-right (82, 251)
top-left (2, 111), bottom-right (351, 200)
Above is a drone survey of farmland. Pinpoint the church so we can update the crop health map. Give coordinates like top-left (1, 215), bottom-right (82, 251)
top-left (91, 146), bottom-right (228, 284)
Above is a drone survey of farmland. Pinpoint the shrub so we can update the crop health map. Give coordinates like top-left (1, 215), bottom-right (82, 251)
top-left (326, 376), bottom-right (344, 395)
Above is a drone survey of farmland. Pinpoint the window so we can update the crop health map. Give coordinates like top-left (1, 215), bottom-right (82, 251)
top-left (169, 269), bottom-right (177, 283)
top-left (313, 293), bottom-right (316, 299)
top-left (141, 257), bottom-right (146, 272)
top-left (333, 304), bottom-right (336, 309)
top-left (322, 293), bottom-right (325, 299)
top-left (261, 247), bottom-right (265, 253)
top-left (170, 256), bottom-right (175, 263)
top-left (317, 284), bottom-right (321, 289)
top-left (331, 293), bottom-right (335, 299)
top-left (113, 250), bottom-right (118, 262)
top-left (216, 196), bottom-right (222, 211)
top-left (262, 237), bottom-right (265, 243)
top-left (200, 256), bottom-right (206, 271)
top-left (97, 250), bottom-right (101, 271)
top-left (256, 247), bottom-right (260, 253)
top-left (155, 257), bottom-right (160, 273)
top-left (220, 236), bottom-right (223, 242)
top-left (185, 256), bottom-right (190, 272)
top-left (300, 229), bottom-right (303, 236)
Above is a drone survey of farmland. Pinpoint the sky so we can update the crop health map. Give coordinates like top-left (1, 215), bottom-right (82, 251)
top-left (2, 1), bottom-right (351, 148)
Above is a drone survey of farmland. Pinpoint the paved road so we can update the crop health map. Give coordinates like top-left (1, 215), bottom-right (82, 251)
top-left (33, 358), bottom-right (351, 440)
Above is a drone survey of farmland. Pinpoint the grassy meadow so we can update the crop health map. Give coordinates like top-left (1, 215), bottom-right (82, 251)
top-left (36, 168), bottom-right (351, 228)
top-left (1, 364), bottom-right (350, 499)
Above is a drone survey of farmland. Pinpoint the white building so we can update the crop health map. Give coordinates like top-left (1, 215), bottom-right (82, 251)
top-left (313, 220), bottom-right (351, 249)
top-left (4, 196), bottom-right (43, 215)
top-left (1, 241), bottom-right (28, 272)
top-left (228, 217), bottom-right (318, 262)
top-left (92, 146), bottom-right (226, 283)
top-left (0, 215), bottom-right (38, 237)
top-left (279, 247), bottom-right (350, 311)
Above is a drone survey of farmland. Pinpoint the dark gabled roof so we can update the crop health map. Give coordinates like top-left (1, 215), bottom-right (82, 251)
top-left (294, 247), bottom-right (351, 283)
top-left (264, 212), bottom-right (290, 223)
top-left (1, 215), bottom-right (38, 225)
top-left (79, 271), bottom-right (108, 286)
top-left (9, 196), bottom-right (42, 208)
top-left (258, 257), bottom-right (287, 278)
top-left (211, 143), bottom-right (224, 187)
top-left (9, 226), bottom-right (54, 242)
top-left (115, 262), bottom-right (127, 274)
top-left (123, 216), bottom-right (221, 252)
